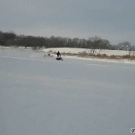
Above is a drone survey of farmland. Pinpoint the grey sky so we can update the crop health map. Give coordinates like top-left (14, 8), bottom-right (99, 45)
top-left (0, 0), bottom-right (135, 45)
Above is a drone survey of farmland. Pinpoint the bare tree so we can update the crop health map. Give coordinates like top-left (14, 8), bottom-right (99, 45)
top-left (117, 41), bottom-right (131, 55)
top-left (88, 36), bottom-right (103, 54)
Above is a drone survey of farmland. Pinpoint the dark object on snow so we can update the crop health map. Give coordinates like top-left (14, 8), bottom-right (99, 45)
top-left (56, 51), bottom-right (63, 60)
top-left (56, 57), bottom-right (63, 61)
top-left (57, 51), bottom-right (61, 57)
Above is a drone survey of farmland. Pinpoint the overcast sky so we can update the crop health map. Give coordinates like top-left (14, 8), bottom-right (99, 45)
top-left (0, 0), bottom-right (135, 45)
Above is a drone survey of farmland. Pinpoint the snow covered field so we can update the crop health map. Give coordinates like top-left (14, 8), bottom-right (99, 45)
top-left (1, 46), bottom-right (134, 56)
top-left (0, 47), bottom-right (135, 135)
top-left (42, 47), bottom-right (135, 64)
top-left (43, 47), bottom-right (135, 56)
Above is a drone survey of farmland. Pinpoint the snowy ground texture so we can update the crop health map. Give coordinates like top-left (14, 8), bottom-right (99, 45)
top-left (43, 47), bottom-right (135, 56)
top-left (0, 47), bottom-right (135, 135)
top-left (43, 47), bottom-right (135, 64)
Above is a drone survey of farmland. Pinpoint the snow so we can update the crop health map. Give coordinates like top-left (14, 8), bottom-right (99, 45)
top-left (43, 47), bottom-right (135, 56)
top-left (43, 47), bottom-right (135, 64)
top-left (0, 47), bottom-right (135, 135)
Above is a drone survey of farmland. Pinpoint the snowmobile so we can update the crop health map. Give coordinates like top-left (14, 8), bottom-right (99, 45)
top-left (56, 57), bottom-right (63, 61)
top-left (56, 51), bottom-right (63, 60)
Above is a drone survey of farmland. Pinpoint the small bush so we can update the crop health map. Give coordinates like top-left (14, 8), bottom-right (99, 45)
top-left (102, 54), bottom-right (107, 57)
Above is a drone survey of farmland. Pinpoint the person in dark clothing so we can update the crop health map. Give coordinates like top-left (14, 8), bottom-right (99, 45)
top-left (57, 51), bottom-right (61, 58)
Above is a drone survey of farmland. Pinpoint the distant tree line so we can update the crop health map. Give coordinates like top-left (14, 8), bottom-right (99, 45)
top-left (0, 30), bottom-right (135, 52)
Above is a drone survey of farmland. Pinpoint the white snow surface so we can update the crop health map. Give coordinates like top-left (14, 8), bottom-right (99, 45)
top-left (43, 47), bottom-right (135, 56)
top-left (0, 47), bottom-right (135, 135)
top-left (43, 47), bottom-right (135, 64)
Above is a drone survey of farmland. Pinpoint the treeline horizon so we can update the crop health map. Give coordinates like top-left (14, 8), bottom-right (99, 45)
top-left (0, 30), bottom-right (135, 51)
